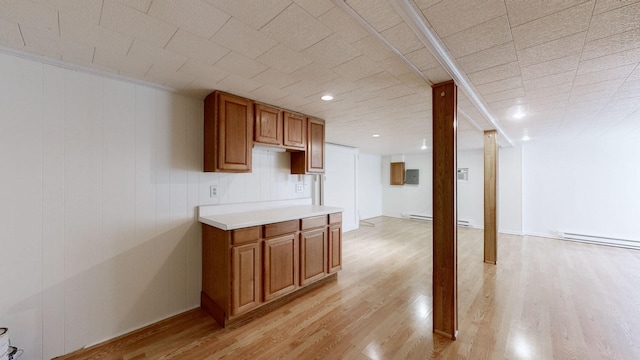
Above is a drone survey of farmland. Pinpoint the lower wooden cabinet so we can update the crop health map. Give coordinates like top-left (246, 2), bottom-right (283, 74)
top-left (231, 242), bottom-right (261, 316)
top-left (263, 233), bottom-right (299, 301)
top-left (201, 212), bottom-right (342, 327)
top-left (329, 224), bottom-right (342, 274)
top-left (300, 227), bottom-right (328, 286)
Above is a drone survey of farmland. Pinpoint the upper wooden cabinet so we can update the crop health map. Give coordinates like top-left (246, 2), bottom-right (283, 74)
top-left (291, 118), bottom-right (325, 174)
top-left (283, 112), bottom-right (306, 150)
top-left (254, 103), bottom-right (282, 146)
top-left (390, 162), bottom-right (405, 185)
top-left (204, 91), bottom-right (253, 172)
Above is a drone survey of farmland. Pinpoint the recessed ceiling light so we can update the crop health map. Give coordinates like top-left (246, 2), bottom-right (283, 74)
top-left (321, 94), bottom-right (333, 101)
top-left (522, 135), bottom-right (531, 141)
top-left (513, 111), bottom-right (526, 120)
top-left (372, 134), bottom-right (380, 138)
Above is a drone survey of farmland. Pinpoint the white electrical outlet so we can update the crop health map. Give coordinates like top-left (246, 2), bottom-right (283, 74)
top-left (295, 183), bottom-right (303, 193)
top-left (210, 185), bottom-right (218, 198)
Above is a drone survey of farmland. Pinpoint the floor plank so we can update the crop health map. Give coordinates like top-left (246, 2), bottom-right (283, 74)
top-left (56, 217), bottom-right (640, 359)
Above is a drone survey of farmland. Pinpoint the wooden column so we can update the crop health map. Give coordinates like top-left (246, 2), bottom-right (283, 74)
top-left (484, 130), bottom-right (498, 264)
top-left (432, 81), bottom-right (458, 340)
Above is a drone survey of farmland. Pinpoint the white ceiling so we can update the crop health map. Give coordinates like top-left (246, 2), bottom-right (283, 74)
top-left (1, 0), bottom-right (639, 155)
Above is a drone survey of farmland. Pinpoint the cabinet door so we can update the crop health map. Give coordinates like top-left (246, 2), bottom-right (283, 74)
top-left (263, 234), bottom-right (298, 301)
top-left (300, 228), bottom-right (328, 286)
top-left (231, 242), bottom-right (261, 316)
top-left (204, 91), bottom-right (253, 172)
top-left (254, 103), bottom-right (282, 146)
top-left (283, 112), bottom-right (306, 149)
top-left (390, 162), bottom-right (405, 185)
top-left (307, 118), bottom-right (325, 173)
top-left (328, 224), bottom-right (342, 273)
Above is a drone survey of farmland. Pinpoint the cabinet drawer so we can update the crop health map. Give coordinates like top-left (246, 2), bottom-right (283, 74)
top-left (232, 226), bottom-right (261, 245)
top-left (329, 212), bottom-right (342, 224)
top-left (264, 220), bottom-right (298, 238)
top-left (301, 215), bottom-right (328, 230)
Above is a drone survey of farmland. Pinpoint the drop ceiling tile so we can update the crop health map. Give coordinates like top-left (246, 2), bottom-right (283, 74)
top-left (128, 39), bottom-right (187, 72)
top-left (573, 64), bottom-right (636, 86)
top-left (218, 74), bottom-right (262, 94)
top-left (60, 9), bottom-right (132, 57)
top-left (332, 55), bottom-right (381, 81)
top-left (477, 76), bottom-right (523, 95)
top-left (523, 70), bottom-right (575, 92)
top-left (422, 0), bottom-right (505, 38)
top-left (290, 62), bottom-right (339, 85)
top-left (293, 0), bottom-right (334, 17)
top-left (0, 18), bottom-right (23, 48)
top-left (403, 47), bottom-right (440, 72)
top-left (444, 16), bottom-right (512, 58)
top-left (211, 17), bottom-right (278, 59)
top-left (101, 0), bottom-right (177, 48)
top-left (94, 45), bottom-right (149, 77)
top-left (145, 64), bottom-right (195, 88)
top-left (381, 22), bottom-right (424, 55)
top-left (582, 28), bottom-right (640, 61)
top-left (255, 44), bottom-right (313, 74)
top-left (377, 55), bottom-right (414, 77)
top-left (302, 34), bottom-right (362, 69)
top-left (614, 79), bottom-right (640, 99)
top-left (115, 0), bottom-right (152, 12)
top-left (251, 68), bottom-right (299, 89)
top-left (355, 71), bottom-right (401, 91)
top-left (587, 1), bottom-right (640, 41)
top-left (148, 0), bottom-right (229, 38)
top-left (577, 47), bottom-right (640, 74)
top-left (206, 0), bottom-right (291, 30)
top-left (319, 7), bottom-right (369, 44)
top-left (345, 0), bottom-right (404, 32)
top-left (259, 3), bottom-right (332, 52)
top-left (278, 93), bottom-right (315, 110)
top-left (468, 61), bottom-right (521, 85)
top-left (520, 54), bottom-right (580, 81)
top-left (20, 23), bottom-right (94, 63)
top-left (176, 59), bottom-right (228, 84)
top-left (456, 42), bottom-right (517, 73)
top-left (516, 32), bottom-right (586, 67)
top-left (282, 80), bottom-right (325, 98)
top-left (250, 85), bottom-right (291, 103)
top-left (352, 35), bottom-right (395, 62)
top-left (511, 2), bottom-right (592, 50)
top-left (214, 51), bottom-right (268, 78)
top-left (572, 78), bottom-right (623, 96)
top-left (505, 0), bottom-right (591, 27)
top-left (422, 66), bottom-right (451, 84)
top-left (569, 90), bottom-right (614, 103)
top-left (0, 0), bottom-right (58, 33)
top-left (165, 29), bottom-right (229, 66)
top-left (593, 0), bottom-right (640, 14)
top-left (483, 86), bottom-right (525, 102)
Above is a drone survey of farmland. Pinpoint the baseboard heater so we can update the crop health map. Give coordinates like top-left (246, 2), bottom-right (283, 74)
top-left (406, 214), bottom-right (471, 227)
top-left (560, 232), bottom-right (640, 250)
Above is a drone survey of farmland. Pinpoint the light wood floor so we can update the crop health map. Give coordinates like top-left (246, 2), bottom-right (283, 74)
top-left (57, 217), bottom-right (640, 359)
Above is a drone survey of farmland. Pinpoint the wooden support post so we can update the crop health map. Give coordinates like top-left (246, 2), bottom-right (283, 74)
top-left (484, 130), bottom-right (498, 264)
top-left (432, 81), bottom-right (458, 340)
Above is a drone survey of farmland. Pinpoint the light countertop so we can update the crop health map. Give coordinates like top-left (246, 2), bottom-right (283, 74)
top-left (198, 205), bottom-right (343, 230)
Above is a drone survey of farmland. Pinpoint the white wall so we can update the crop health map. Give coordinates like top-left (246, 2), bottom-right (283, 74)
top-left (381, 153), bottom-right (432, 218)
top-left (523, 140), bottom-right (640, 241)
top-left (324, 144), bottom-right (359, 232)
top-left (499, 146), bottom-right (523, 234)
top-left (458, 149), bottom-right (484, 228)
top-left (0, 52), bottom-right (309, 359)
top-left (380, 148), bottom-right (523, 233)
top-left (357, 152), bottom-right (383, 220)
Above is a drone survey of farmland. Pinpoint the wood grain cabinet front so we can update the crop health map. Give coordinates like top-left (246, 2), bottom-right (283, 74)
top-left (231, 242), bottom-right (261, 316)
top-left (254, 103), bottom-right (282, 146)
top-left (263, 233), bottom-right (299, 301)
top-left (283, 111), bottom-right (306, 150)
top-left (291, 118), bottom-right (325, 174)
top-left (300, 227), bottom-right (328, 286)
top-left (204, 91), bottom-right (253, 172)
